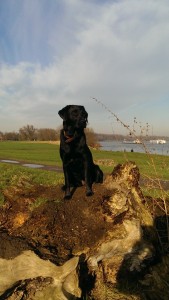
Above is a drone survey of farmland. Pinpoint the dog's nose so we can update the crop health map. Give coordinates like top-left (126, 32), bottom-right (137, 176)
top-left (80, 118), bottom-right (87, 126)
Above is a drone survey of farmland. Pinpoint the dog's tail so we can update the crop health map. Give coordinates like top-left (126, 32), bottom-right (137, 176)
top-left (94, 165), bottom-right (103, 183)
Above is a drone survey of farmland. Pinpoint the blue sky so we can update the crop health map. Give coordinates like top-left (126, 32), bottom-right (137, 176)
top-left (0, 0), bottom-right (169, 136)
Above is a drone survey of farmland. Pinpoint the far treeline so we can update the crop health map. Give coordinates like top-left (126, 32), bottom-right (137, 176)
top-left (0, 125), bottom-right (99, 148)
top-left (0, 125), bottom-right (168, 147)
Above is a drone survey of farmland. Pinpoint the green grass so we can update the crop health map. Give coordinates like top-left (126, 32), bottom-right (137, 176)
top-left (0, 141), bottom-right (61, 166)
top-left (0, 162), bottom-right (63, 190)
top-left (29, 196), bottom-right (49, 210)
top-left (92, 148), bottom-right (169, 180)
top-left (0, 141), bottom-right (169, 188)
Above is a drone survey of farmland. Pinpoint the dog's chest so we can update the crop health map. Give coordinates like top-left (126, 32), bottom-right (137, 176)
top-left (62, 141), bottom-right (84, 156)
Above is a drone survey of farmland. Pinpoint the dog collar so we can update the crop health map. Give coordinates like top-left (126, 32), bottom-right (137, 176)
top-left (64, 131), bottom-right (74, 143)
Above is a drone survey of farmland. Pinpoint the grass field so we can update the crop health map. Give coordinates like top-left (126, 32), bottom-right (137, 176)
top-left (1, 141), bottom-right (169, 177)
top-left (0, 141), bottom-right (60, 166)
top-left (0, 141), bottom-right (169, 198)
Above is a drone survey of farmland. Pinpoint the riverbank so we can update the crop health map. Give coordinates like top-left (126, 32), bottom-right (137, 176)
top-left (100, 140), bottom-right (169, 155)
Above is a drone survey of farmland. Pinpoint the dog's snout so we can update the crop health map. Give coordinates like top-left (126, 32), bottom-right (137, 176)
top-left (79, 117), bottom-right (87, 127)
top-left (79, 111), bottom-right (88, 125)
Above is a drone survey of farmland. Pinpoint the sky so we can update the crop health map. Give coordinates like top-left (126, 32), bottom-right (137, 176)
top-left (0, 0), bottom-right (169, 136)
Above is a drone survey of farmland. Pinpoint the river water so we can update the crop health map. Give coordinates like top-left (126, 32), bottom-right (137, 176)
top-left (100, 140), bottom-right (169, 156)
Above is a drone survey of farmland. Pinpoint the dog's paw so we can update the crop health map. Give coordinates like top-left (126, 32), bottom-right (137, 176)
top-left (86, 190), bottom-right (94, 197)
top-left (64, 193), bottom-right (71, 200)
top-left (64, 189), bottom-right (72, 200)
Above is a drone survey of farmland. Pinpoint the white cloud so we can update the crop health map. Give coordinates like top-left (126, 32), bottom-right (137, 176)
top-left (0, 0), bottom-right (169, 134)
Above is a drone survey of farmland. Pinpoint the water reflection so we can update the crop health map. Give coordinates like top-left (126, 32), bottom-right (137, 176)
top-left (100, 140), bottom-right (169, 155)
top-left (0, 159), bottom-right (62, 172)
top-left (22, 163), bottom-right (44, 168)
top-left (1, 160), bottom-right (19, 164)
top-left (0, 160), bottom-right (44, 169)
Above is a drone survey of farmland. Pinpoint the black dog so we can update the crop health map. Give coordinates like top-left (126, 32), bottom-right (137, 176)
top-left (58, 105), bottom-right (103, 199)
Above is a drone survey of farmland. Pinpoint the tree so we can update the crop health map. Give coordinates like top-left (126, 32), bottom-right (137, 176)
top-left (0, 131), bottom-right (3, 140)
top-left (19, 125), bottom-right (37, 141)
top-left (3, 132), bottom-right (19, 141)
top-left (85, 128), bottom-right (100, 148)
top-left (37, 128), bottom-right (57, 141)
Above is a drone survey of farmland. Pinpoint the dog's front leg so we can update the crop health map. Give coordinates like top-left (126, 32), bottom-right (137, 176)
top-left (84, 160), bottom-right (93, 196)
top-left (63, 165), bottom-right (71, 199)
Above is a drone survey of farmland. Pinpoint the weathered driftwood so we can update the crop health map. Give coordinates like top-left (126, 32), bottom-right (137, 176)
top-left (0, 161), bottom-right (168, 299)
top-left (0, 250), bottom-right (80, 299)
top-left (86, 162), bottom-right (157, 300)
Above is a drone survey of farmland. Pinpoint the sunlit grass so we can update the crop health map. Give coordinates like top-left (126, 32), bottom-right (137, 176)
top-left (0, 162), bottom-right (63, 190)
top-left (0, 141), bottom-right (62, 166)
top-left (1, 141), bottom-right (169, 179)
top-left (0, 141), bottom-right (169, 199)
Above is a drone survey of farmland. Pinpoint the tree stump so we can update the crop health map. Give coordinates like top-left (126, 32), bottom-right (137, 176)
top-left (0, 161), bottom-right (168, 299)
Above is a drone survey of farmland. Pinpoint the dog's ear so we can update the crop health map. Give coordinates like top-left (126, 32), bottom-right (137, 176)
top-left (82, 107), bottom-right (88, 123)
top-left (85, 111), bottom-right (88, 123)
top-left (58, 105), bottom-right (70, 120)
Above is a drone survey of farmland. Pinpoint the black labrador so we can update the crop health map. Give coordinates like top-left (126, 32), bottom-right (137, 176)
top-left (58, 105), bottom-right (103, 199)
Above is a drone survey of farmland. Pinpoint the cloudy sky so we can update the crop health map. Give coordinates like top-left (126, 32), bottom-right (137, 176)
top-left (0, 0), bottom-right (169, 136)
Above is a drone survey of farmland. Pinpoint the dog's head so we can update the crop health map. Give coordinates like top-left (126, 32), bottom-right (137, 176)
top-left (58, 105), bottom-right (88, 135)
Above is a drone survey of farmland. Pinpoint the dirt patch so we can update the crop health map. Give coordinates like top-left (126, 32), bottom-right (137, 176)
top-left (0, 162), bottom-right (169, 299)
top-left (0, 181), bottom-right (113, 264)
